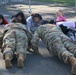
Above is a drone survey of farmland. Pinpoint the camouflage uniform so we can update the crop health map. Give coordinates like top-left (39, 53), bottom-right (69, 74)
top-left (31, 24), bottom-right (76, 63)
top-left (0, 25), bottom-right (4, 48)
top-left (2, 23), bottom-right (29, 59)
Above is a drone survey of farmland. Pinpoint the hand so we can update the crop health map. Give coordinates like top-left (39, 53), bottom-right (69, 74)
top-left (31, 45), bottom-right (39, 54)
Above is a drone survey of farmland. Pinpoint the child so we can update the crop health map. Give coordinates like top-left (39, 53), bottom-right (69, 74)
top-left (12, 11), bottom-right (26, 25)
top-left (55, 10), bottom-right (76, 30)
top-left (0, 14), bottom-right (8, 25)
top-left (56, 10), bottom-right (66, 22)
top-left (26, 13), bottom-right (42, 34)
top-left (49, 10), bottom-right (66, 24)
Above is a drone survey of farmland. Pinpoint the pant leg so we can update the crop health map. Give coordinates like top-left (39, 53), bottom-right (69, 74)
top-left (2, 31), bottom-right (16, 59)
top-left (15, 30), bottom-right (28, 57)
top-left (61, 34), bottom-right (76, 57)
top-left (48, 34), bottom-right (74, 63)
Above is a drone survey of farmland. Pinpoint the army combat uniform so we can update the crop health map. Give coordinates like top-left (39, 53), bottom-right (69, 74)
top-left (0, 25), bottom-right (4, 48)
top-left (31, 24), bottom-right (76, 74)
top-left (1, 23), bottom-right (30, 68)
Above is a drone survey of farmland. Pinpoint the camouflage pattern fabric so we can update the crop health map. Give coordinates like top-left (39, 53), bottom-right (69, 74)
top-left (0, 25), bottom-right (5, 48)
top-left (31, 24), bottom-right (76, 63)
top-left (1, 23), bottom-right (30, 59)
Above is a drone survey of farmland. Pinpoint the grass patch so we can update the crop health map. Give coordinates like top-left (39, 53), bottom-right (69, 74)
top-left (32, 0), bottom-right (75, 6)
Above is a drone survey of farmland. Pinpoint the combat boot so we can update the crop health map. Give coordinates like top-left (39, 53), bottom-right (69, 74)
top-left (17, 53), bottom-right (25, 68)
top-left (5, 53), bottom-right (12, 68)
top-left (69, 56), bottom-right (76, 75)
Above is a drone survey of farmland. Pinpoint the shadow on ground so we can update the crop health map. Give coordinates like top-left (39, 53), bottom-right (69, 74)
top-left (0, 54), bottom-right (71, 75)
top-left (0, 41), bottom-right (71, 75)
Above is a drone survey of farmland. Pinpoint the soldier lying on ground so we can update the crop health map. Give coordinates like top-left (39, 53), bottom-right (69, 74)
top-left (1, 18), bottom-right (32, 68)
top-left (31, 24), bottom-right (76, 75)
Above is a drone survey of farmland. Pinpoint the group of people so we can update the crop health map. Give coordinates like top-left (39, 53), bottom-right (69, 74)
top-left (0, 10), bottom-right (76, 75)
top-left (0, 12), bottom-right (45, 68)
top-left (50, 10), bottom-right (76, 42)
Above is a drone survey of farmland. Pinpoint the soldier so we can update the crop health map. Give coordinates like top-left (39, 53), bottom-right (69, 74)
top-left (31, 24), bottom-right (76, 75)
top-left (1, 18), bottom-right (31, 68)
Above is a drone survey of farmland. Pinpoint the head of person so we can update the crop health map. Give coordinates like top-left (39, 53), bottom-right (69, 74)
top-left (59, 24), bottom-right (69, 34)
top-left (56, 10), bottom-right (64, 17)
top-left (11, 17), bottom-right (20, 23)
top-left (31, 13), bottom-right (42, 23)
top-left (0, 14), bottom-right (4, 25)
top-left (15, 11), bottom-right (26, 24)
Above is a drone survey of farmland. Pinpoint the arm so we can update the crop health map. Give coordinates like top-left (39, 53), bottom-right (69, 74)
top-left (0, 27), bottom-right (4, 49)
top-left (26, 16), bottom-right (32, 33)
top-left (31, 28), bottom-right (41, 54)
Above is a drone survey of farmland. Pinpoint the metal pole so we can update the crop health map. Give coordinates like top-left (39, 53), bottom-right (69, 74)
top-left (29, 0), bottom-right (31, 9)
top-left (28, 0), bottom-right (32, 13)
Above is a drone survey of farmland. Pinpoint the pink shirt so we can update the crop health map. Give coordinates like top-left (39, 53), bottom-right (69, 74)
top-left (56, 16), bottom-right (66, 22)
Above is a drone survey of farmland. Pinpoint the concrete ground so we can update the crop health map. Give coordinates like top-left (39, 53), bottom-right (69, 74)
top-left (0, 2), bottom-right (75, 75)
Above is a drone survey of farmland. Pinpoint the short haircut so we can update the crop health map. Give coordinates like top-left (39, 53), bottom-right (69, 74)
top-left (11, 17), bottom-right (20, 23)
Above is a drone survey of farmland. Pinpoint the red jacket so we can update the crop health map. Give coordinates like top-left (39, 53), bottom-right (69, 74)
top-left (4, 19), bottom-right (8, 25)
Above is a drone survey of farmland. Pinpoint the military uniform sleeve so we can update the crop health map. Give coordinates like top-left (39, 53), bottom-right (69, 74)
top-left (26, 16), bottom-right (32, 33)
top-left (0, 27), bottom-right (4, 48)
top-left (31, 27), bottom-right (41, 54)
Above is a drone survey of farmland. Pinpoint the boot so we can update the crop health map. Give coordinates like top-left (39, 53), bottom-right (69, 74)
top-left (17, 53), bottom-right (25, 68)
top-left (5, 53), bottom-right (12, 68)
top-left (69, 56), bottom-right (76, 75)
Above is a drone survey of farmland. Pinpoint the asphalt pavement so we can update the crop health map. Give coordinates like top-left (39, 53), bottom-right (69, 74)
top-left (0, 41), bottom-right (71, 75)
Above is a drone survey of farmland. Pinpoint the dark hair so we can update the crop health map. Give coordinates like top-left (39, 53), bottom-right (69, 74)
top-left (12, 17), bottom-right (20, 23)
top-left (59, 24), bottom-right (69, 34)
top-left (49, 20), bottom-right (56, 24)
top-left (31, 13), bottom-right (42, 21)
top-left (15, 11), bottom-right (26, 25)
top-left (0, 14), bottom-right (5, 24)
